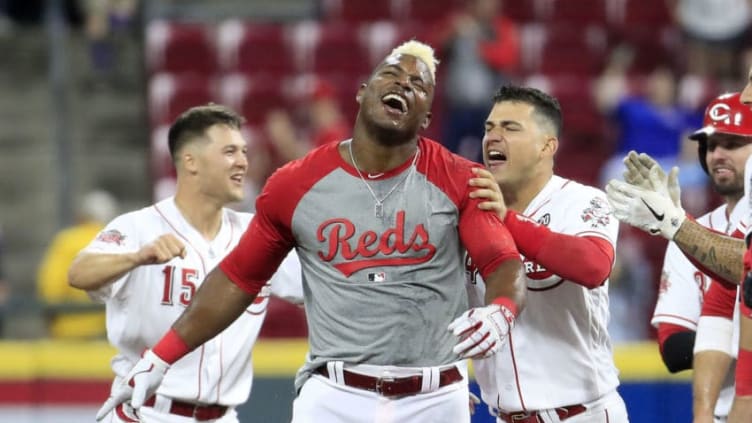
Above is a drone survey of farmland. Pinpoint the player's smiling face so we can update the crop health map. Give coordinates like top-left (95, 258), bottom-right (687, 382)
top-left (483, 101), bottom-right (554, 188)
top-left (705, 133), bottom-right (752, 198)
top-left (194, 124), bottom-right (248, 203)
top-left (356, 54), bottom-right (433, 142)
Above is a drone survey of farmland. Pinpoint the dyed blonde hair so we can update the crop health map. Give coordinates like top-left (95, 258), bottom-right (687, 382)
top-left (386, 40), bottom-right (439, 83)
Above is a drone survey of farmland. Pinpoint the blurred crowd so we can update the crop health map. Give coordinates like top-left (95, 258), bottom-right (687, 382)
top-left (3, 0), bottom-right (752, 341)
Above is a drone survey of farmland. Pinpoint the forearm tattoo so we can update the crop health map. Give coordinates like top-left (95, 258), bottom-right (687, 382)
top-left (673, 220), bottom-right (745, 284)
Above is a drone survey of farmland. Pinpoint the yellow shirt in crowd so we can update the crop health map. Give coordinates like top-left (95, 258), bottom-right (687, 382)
top-left (37, 221), bottom-right (105, 339)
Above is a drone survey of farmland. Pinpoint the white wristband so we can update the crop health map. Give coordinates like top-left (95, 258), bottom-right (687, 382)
top-left (694, 316), bottom-right (734, 356)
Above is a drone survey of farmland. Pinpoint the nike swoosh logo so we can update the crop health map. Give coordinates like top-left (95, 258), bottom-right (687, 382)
top-left (367, 173), bottom-right (384, 179)
top-left (641, 198), bottom-right (664, 221)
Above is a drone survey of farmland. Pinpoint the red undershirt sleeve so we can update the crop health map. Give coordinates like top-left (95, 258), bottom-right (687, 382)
top-left (503, 210), bottom-right (614, 289)
top-left (701, 279), bottom-right (737, 319)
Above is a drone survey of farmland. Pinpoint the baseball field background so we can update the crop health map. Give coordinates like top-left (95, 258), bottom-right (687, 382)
top-left (0, 340), bottom-right (692, 422)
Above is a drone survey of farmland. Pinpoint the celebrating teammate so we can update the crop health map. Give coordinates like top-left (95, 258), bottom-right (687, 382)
top-left (605, 71), bottom-right (752, 421)
top-left (466, 85), bottom-right (629, 421)
top-left (649, 93), bottom-right (752, 422)
top-left (68, 104), bottom-right (303, 422)
top-left (96, 40), bottom-right (527, 423)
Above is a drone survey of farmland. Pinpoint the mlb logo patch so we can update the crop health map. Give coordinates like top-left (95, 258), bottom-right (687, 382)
top-left (368, 272), bottom-right (386, 282)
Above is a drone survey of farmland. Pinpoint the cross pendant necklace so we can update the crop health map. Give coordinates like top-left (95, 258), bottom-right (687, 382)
top-left (348, 140), bottom-right (419, 218)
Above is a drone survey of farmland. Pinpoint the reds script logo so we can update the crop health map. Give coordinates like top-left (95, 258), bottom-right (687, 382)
top-left (316, 210), bottom-right (437, 276)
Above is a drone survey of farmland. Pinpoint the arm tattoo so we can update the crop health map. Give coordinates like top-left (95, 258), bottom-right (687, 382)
top-left (673, 220), bottom-right (745, 284)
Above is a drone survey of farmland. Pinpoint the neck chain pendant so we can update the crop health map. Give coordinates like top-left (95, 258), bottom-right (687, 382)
top-left (375, 202), bottom-right (384, 218)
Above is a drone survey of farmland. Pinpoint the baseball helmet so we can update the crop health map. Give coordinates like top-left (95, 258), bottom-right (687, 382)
top-left (690, 92), bottom-right (752, 173)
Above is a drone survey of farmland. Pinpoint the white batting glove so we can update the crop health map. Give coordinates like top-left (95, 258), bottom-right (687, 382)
top-left (622, 151), bottom-right (658, 188)
top-left (448, 304), bottom-right (515, 359)
top-left (95, 350), bottom-right (170, 421)
top-left (606, 166), bottom-right (685, 240)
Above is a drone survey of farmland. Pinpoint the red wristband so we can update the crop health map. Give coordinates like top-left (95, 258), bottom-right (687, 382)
top-left (492, 296), bottom-right (519, 318)
top-left (737, 348), bottom-right (752, 396)
top-left (152, 328), bottom-right (191, 364)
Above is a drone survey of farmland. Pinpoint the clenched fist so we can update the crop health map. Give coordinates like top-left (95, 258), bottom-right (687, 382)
top-left (136, 234), bottom-right (186, 265)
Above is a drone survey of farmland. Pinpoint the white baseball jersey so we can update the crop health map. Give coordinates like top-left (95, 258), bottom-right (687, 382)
top-left (466, 175), bottom-right (620, 411)
top-left (85, 197), bottom-right (302, 408)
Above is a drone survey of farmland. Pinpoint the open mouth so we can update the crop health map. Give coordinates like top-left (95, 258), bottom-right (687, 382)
top-left (712, 167), bottom-right (733, 177)
top-left (486, 149), bottom-right (507, 167)
top-left (381, 93), bottom-right (408, 115)
top-left (230, 174), bottom-right (244, 184)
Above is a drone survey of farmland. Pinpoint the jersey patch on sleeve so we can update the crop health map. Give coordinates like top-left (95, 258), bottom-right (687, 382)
top-left (96, 229), bottom-right (126, 245)
top-left (581, 197), bottom-right (611, 228)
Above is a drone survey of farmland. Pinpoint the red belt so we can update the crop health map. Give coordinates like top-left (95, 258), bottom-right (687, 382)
top-left (498, 404), bottom-right (587, 423)
top-left (143, 396), bottom-right (228, 421)
top-left (314, 366), bottom-right (463, 397)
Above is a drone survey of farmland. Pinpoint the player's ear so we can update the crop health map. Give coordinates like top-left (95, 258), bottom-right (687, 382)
top-left (420, 111), bottom-right (432, 130)
top-left (182, 151), bottom-right (198, 174)
top-left (542, 136), bottom-right (558, 157)
top-left (356, 83), bottom-right (367, 104)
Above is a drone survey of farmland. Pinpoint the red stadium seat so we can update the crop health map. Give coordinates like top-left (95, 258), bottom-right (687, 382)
top-left (150, 125), bottom-right (173, 181)
top-left (218, 20), bottom-right (296, 75)
top-left (525, 74), bottom-right (605, 140)
top-left (504, 0), bottom-right (541, 22)
top-left (403, 0), bottom-right (461, 24)
top-left (522, 24), bottom-right (607, 76)
top-left (542, 0), bottom-right (608, 25)
top-left (615, 0), bottom-right (673, 26)
top-left (292, 72), bottom-right (364, 123)
top-left (310, 23), bottom-right (371, 75)
top-left (146, 21), bottom-right (218, 75)
top-left (363, 21), bottom-right (428, 67)
top-left (220, 73), bottom-right (292, 127)
top-left (149, 73), bottom-right (219, 125)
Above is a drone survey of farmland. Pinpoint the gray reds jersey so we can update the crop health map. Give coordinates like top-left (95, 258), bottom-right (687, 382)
top-left (84, 197), bottom-right (302, 406)
top-left (219, 138), bottom-right (520, 391)
top-left (466, 175), bottom-right (620, 411)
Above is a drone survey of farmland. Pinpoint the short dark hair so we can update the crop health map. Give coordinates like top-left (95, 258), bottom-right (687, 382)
top-left (493, 85), bottom-right (562, 137)
top-left (167, 103), bottom-right (245, 163)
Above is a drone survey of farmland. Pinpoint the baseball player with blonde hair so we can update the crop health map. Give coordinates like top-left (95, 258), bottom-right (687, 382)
top-left (69, 104), bottom-right (302, 422)
top-left (95, 39), bottom-right (527, 423)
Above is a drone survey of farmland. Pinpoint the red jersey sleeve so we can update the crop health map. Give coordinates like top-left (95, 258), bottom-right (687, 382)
top-left (220, 174), bottom-right (296, 296)
top-left (701, 279), bottom-right (737, 319)
top-left (418, 139), bottom-right (520, 279)
top-left (459, 192), bottom-right (520, 280)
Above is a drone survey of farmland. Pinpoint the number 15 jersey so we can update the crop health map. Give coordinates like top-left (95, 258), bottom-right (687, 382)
top-left (83, 197), bottom-right (302, 407)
